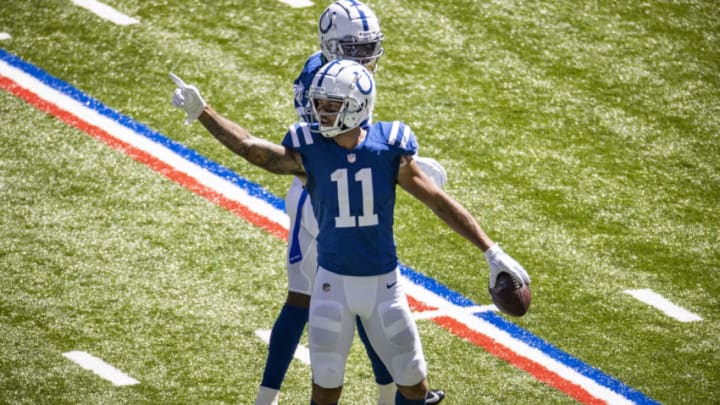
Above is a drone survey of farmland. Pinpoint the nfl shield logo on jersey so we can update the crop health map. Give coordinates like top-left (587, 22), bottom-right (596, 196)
top-left (347, 153), bottom-right (356, 163)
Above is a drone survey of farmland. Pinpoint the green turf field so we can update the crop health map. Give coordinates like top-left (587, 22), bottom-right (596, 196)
top-left (1, 1), bottom-right (718, 404)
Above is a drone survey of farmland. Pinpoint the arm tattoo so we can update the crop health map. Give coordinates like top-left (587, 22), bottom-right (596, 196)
top-left (199, 107), bottom-right (304, 176)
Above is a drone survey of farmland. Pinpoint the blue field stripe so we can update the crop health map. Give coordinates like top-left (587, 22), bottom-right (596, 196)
top-left (480, 314), bottom-right (658, 404)
top-left (402, 264), bottom-right (659, 405)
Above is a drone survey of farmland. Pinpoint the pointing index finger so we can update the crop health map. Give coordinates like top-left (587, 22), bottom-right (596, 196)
top-left (168, 72), bottom-right (187, 88)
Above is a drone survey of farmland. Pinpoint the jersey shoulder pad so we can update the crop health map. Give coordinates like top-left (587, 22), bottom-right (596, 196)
top-left (374, 121), bottom-right (418, 153)
top-left (282, 122), bottom-right (318, 149)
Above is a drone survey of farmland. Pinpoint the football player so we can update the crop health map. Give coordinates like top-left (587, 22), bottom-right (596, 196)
top-left (169, 59), bottom-right (530, 405)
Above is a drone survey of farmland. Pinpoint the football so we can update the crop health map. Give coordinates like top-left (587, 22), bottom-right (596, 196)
top-left (489, 272), bottom-right (531, 317)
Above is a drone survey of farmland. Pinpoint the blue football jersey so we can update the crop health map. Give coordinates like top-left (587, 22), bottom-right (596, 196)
top-left (293, 51), bottom-right (326, 123)
top-left (282, 121), bottom-right (419, 276)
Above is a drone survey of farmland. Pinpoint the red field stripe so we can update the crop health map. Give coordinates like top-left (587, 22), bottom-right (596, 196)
top-left (406, 295), bottom-right (438, 312)
top-left (0, 77), bottom-right (288, 241)
top-left (407, 293), bottom-right (603, 404)
top-left (431, 315), bottom-right (605, 405)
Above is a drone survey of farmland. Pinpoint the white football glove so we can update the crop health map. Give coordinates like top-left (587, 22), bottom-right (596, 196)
top-left (169, 72), bottom-right (206, 124)
top-left (415, 156), bottom-right (448, 189)
top-left (485, 244), bottom-right (531, 289)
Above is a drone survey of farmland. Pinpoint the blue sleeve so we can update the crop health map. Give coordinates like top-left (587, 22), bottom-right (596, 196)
top-left (281, 128), bottom-right (297, 150)
top-left (374, 121), bottom-right (419, 156)
top-left (293, 52), bottom-right (325, 122)
top-left (282, 122), bottom-right (317, 150)
top-left (404, 129), bottom-right (419, 156)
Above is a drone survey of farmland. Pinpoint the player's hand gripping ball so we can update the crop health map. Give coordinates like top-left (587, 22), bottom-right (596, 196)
top-left (489, 272), bottom-right (531, 316)
top-left (485, 244), bottom-right (531, 317)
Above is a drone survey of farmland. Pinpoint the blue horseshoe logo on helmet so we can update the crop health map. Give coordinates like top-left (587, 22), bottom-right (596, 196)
top-left (355, 69), bottom-right (373, 95)
top-left (319, 10), bottom-right (333, 34)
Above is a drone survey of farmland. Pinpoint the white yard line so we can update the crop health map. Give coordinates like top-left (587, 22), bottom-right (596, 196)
top-left (0, 33), bottom-right (11, 41)
top-left (71, 0), bottom-right (139, 26)
top-left (63, 351), bottom-right (139, 386)
top-left (625, 289), bottom-right (703, 322)
top-left (278, 0), bottom-right (314, 8)
top-left (413, 305), bottom-right (497, 321)
top-left (255, 329), bottom-right (311, 365)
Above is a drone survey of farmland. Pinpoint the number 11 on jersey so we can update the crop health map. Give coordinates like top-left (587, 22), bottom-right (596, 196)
top-left (331, 168), bottom-right (379, 228)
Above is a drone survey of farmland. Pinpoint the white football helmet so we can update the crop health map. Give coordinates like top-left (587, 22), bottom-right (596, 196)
top-left (318, 0), bottom-right (384, 72)
top-left (308, 59), bottom-right (375, 138)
